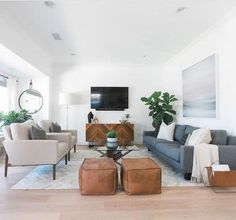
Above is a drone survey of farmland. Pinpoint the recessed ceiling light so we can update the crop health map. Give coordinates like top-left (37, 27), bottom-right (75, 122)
top-left (44, 1), bottom-right (55, 8)
top-left (176, 7), bottom-right (187, 14)
top-left (52, 33), bottom-right (61, 40)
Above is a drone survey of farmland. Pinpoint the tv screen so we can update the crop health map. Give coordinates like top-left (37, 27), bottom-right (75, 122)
top-left (91, 87), bottom-right (128, 110)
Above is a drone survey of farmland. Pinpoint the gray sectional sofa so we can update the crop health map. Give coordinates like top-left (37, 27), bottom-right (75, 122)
top-left (143, 124), bottom-right (236, 180)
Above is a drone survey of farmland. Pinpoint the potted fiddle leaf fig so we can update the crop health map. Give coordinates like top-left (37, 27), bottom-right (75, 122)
top-left (141, 91), bottom-right (178, 130)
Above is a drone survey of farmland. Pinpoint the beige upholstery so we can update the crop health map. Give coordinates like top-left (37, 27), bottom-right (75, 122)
top-left (38, 120), bottom-right (78, 159)
top-left (2, 121), bottom-right (69, 179)
top-left (10, 120), bottom-right (35, 140)
top-left (2, 125), bottom-right (12, 140)
top-left (3, 140), bottom-right (67, 165)
top-left (38, 120), bottom-right (51, 132)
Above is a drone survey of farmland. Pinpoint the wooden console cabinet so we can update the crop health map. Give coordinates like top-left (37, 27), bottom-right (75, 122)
top-left (86, 123), bottom-right (134, 145)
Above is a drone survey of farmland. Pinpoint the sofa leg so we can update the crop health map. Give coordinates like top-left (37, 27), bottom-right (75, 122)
top-left (53, 164), bottom-right (56, 180)
top-left (184, 173), bottom-right (192, 180)
top-left (68, 150), bottom-right (71, 161)
top-left (65, 154), bottom-right (68, 165)
top-left (4, 154), bottom-right (8, 177)
top-left (74, 144), bottom-right (76, 153)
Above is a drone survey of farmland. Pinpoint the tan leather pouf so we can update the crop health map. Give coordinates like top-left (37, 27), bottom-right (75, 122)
top-left (121, 158), bottom-right (161, 195)
top-left (79, 158), bottom-right (118, 195)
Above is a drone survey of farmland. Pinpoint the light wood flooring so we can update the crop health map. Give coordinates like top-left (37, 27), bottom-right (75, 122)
top-left (0, 145), bottom-right (236, 220)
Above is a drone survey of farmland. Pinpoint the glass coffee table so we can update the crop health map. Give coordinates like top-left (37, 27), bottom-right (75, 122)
top-left (94, 145), bottom-right (139, 165)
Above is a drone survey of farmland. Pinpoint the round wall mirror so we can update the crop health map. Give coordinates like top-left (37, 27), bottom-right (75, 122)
top-left (18, 89), bottom-right (43, 114)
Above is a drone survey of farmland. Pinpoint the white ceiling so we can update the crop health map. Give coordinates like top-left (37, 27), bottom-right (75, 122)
top-left (0, 0), bottom-right (236, 66)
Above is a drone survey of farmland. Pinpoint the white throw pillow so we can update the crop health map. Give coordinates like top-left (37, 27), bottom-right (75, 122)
top-left (10, 120), bottom-right (35, 140)
top-left (188, 128), bottom-right (212, 145)
top-left (157, 122), bottom-right (176, 141)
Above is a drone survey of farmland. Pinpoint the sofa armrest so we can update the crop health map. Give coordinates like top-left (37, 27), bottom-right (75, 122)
top-left (61, 130), bottom-right (77, 141)
top-left (3, 140), bottom-right (59, 165)
top-left (218, 145), bottom-right (236, 169)
top-left (179, 145), bottom-right (194, 173)
top-left (47, 133), bottom-right (71, 150)
top-left (143, 130), bottom-right (157, 137)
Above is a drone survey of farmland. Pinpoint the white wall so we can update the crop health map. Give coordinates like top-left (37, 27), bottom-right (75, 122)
top-left (161, 14), bottom-right (236, 135)
top-left (0, 10), bottom-right (52, 77)
top-left (52, 64), bottom-right (162, 144)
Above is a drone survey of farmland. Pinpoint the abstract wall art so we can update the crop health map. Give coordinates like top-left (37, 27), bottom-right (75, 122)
top-left (182, 54), bottom-right (217, 118)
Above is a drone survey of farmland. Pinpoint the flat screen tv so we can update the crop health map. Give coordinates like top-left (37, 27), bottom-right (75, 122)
top-left (91, 87), bottom-right (128, 110)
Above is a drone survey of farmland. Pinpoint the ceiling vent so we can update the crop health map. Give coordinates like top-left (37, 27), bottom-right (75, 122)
top-left (44, 1), bottom-right (55, 8)
top-left (52, 33), bottom-right (62, 40)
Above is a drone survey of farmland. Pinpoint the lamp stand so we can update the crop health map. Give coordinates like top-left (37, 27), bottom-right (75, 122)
top-left (66, 105), bottom-right (69, 129)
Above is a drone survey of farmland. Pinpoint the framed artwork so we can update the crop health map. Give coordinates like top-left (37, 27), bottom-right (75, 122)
top-left (182, 54), bottom-right (217, 118)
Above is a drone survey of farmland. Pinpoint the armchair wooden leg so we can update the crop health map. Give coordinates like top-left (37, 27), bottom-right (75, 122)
top-left (68, 150), bottom-right (71, 161)
top-left (65, 154), bottom-right (68, 165)
top-left (53, 164), bottom-right (56, 180)
top-left (4, 154), bottom-right (8, 177)
top-left (74, 144), bottom-right (76, 153)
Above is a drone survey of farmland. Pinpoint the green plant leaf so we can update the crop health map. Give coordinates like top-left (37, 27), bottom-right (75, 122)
top-left (140, 97), bottom-right (148, 102)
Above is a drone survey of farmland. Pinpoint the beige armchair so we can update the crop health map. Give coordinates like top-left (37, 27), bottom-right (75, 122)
top-left (2, 121), bottom-right (70, 180)
top-left (38, 120), bottom-right (77, 160)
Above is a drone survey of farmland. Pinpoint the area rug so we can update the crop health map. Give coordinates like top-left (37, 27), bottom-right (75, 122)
top-left (12, 149), bottom-right (201, 189)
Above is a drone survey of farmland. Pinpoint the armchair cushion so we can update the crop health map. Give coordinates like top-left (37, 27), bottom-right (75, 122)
top-left (29, 125), bottom-right (47, 140)
top-left (10, 120), bottom-right (35, 140)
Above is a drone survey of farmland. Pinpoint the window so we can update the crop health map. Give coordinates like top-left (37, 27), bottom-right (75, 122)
top-left (0, 75), bottom-right (8, 113)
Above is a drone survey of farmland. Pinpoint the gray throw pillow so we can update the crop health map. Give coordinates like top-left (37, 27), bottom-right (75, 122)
top-left (179, 133), bottom-right (189, 145)
top-left (49, 122), bottom-right (61, 132)
top-left (29, 125), bottom-right (47, 140)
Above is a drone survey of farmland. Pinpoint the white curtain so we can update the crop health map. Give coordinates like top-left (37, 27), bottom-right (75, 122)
top-left (7, 76), bottom-right (18, 111)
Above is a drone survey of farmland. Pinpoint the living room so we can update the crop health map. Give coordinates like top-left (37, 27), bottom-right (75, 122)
top-left (0, 0), bottom-right (236, 219)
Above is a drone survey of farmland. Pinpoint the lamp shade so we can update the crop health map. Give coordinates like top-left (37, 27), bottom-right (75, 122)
top-left (59, 92), bottom-right (73, 105)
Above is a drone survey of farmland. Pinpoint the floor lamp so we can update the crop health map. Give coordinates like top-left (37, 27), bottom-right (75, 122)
top-left (59, 92), bottom-right (73, 129)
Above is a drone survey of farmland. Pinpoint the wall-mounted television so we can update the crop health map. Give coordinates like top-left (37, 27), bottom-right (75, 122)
top-left (91, 87), bottom-right (128, 111)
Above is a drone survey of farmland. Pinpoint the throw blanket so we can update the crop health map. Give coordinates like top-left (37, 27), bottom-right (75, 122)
top-left (192, 144), bottom-right (219, 184)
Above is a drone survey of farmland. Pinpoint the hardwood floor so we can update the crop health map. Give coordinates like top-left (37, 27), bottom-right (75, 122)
top-left (0, 146), bottom-right (236, 220)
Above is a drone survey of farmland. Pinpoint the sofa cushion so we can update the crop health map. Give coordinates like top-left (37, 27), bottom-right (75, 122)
top-left (210, 130), bottom-right (227, 145)
top-left (143, 136), bottom-right (159, 147)
top-left (156, 142), bottom-right (181, 161)
top-left (174, 124), bottom-right (186, 142)
top-left (185, 125), bottom-right (199, 134)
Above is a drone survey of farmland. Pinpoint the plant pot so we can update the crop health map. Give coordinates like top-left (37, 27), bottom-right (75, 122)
top-left (107, 137), bottom-right (117, 143)
top-left (107, 137), bottom-right (118, 149)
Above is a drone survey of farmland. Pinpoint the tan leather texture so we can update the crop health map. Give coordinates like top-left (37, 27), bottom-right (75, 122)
top-left (79, 158), bottom-right (118, 195)
top-left (121, 158), bottom-right (161, 195)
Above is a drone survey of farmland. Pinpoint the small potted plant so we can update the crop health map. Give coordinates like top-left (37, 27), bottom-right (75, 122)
top-left (107, 130), bottom-right (118, 148)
